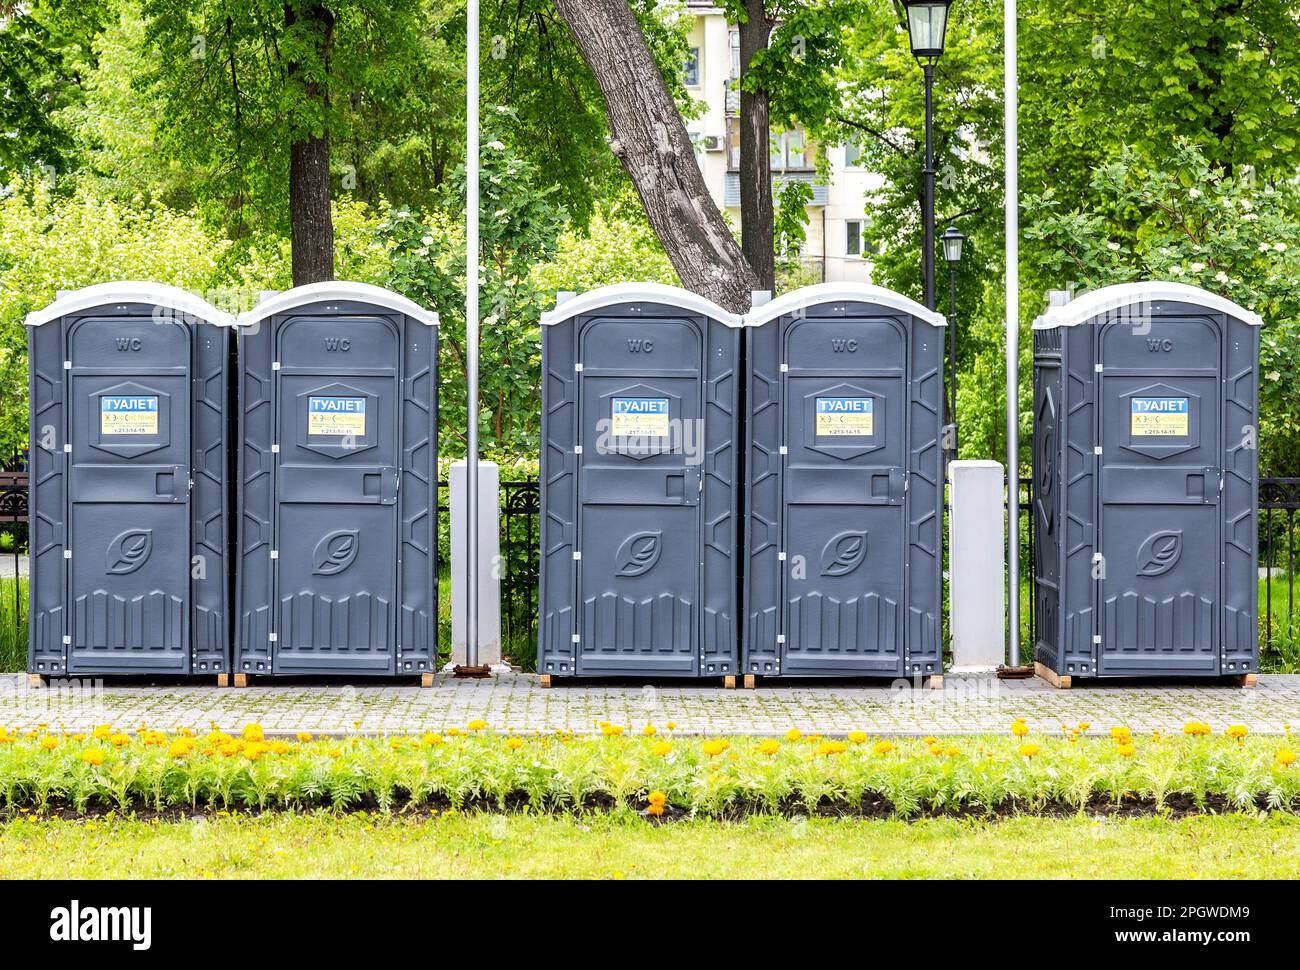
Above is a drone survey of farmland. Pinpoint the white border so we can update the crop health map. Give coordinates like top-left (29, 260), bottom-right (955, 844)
top-left (540, 282), bottom-right (743, 328)
top-left (744, 282), bottom-right (947, 328)
top-left (236, 281), bottom-right (439, 328)
top-left (1032, 281), bottom-right (1263, 330)
top-left (24, 282), bottom-right (235, 328)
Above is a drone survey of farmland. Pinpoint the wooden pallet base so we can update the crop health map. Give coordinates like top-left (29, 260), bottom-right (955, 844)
top-left (27, 674), bottom-right (46, 689)
top-left (420, 672), bottom-right (435, 688)
top-left (232, 673), bottom-right (250, 688)
top-left (1035, 661), bottom-right (1072, 690)
top-left (1235, 673), bottom-right (1258, 688)
top-left (215, 673), bottom-right (229, 688)
top-left (538, 674), bottom-right (552, 689)
top-left (925, 674), bottom-right (944, 690)
top-left (722, 675), bottom-right (736, 690)
top-left (743, 674), bottom-right (757, 690)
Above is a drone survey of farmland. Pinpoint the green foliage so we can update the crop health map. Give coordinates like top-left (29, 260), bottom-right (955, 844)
top-left (1025, 141), bottom-right (1300, 475)
top-left (773, 178), bottom-right (814, 280)
top-left (383, 113), bottom-right (567, 459)
top-left (1, 728), bottom-right (1298, 820)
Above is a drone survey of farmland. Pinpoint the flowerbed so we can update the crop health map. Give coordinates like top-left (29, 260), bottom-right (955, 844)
top-left (0, 721), bottom-right (1297, 819)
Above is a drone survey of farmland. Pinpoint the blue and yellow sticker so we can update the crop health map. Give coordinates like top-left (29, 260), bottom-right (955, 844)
top-left (611, 397), bottom-right (669, 438)
top-left (1131, 397), bottom-right (1189, 437)
top-left (100, 395), bottom-right (158, 436)
top-left (816, 397), bottom-right (873, 437)
top-left (309, 396), bottom-right (366, 436)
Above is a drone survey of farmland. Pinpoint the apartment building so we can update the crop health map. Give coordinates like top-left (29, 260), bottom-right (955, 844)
top-left (681, 1), bottom-right (882, 284)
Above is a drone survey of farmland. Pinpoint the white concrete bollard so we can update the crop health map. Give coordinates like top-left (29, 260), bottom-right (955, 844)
top-left (948, 460), bottom-right (1006, 673)
top-left (450, 460), bottom-right (503, 668)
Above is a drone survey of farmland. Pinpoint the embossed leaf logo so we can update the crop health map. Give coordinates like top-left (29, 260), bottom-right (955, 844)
top-left (106, 529), bottom-right (152, 575)
top-left (314, 530), bottom-right (359, 575)
top-left (1136, 530), bottom-right (1183, 577)
top-left (615, 531), bottom-right (662, 577)
top-left (821, 531), bottom-right (867, 577)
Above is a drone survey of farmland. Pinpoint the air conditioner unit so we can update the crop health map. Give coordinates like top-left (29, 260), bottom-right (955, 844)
top-left (701, 135), bottom-right (724, 152)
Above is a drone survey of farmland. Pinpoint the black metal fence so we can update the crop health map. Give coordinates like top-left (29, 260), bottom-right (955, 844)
top-left (1, 472), bottom-right (1296, 673)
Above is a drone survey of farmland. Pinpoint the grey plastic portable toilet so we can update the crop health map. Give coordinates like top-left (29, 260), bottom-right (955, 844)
top-left (235, 282), bottom-right (438, 682)
top-left (536, 283), bottom-right (742, 684)
top-left (1032, 282), bottom-right (1262, 684)
top-left (744, 283), bottom-right (947, 683)
top-left (25, 283), bottom-right (234, 680)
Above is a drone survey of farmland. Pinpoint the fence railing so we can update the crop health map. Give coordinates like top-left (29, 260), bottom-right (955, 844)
top-left (1, 473), bottom-right (1296, 673)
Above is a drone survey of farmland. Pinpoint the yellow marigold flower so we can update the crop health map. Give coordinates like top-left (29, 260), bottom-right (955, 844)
top-left (328, 748), bottom-right (342, 759)
top-left (1019, 743), bottom-right (1040, 758)
top-left (652, 741), bottom-right (673, 757)
top-left (244, 741), bottom-right (270, 761)
top-left (785, 729), bottom-right (802, 743)
top-left (40, 735), bottom-right (59, 751)
top-left (1276, 749), bottom-right (1297, 767)
top-left (242, 723), bottom-right (264, 742)
top-left (1183, 721), bottom-right (1211, 736)
top-left (422, 732), bottom-right (443, 746)
top-left (929, 743), bottom-right (943, 756)
top-left (847, 731), bottom-right (868, 745)
top-left (81, 748), bottom-right (105, 766)
top-left (1078, 722), bottom-right (1091, 733)
top-left (167, 740), bottom-right (192, 759)
top-left (270, 741), bottom-right (290, 755)
top-left (757, 739), bottom-right (780, 756)
top-left (665, 722), bottom-right (677, 731)
top-left (923, 735), bottom-right (939, 745)
top-left (647, 790), bottom-right (667, 806)
top-left (642, 725), bottom-right (657, 736)
top-left (0, 728), bottom-right (12, 744)
top-left (873, 740), bottom-right (895, 756)
top-left (1011, 720), bottom-right (1029, 737)
top-left (1117, 742), bottom-right (1136, 758)
top-left (601, 723), bottom-right (625, 737)
top-left (468, 719), bottom-right (487, 732)
top-left (702, 739), bottom-right (730, 757)
top-left (143, 730), bottom-right (167, 746)
top-left (505, 737), bottom-right (524, 750)
top-left (92, 725), bottom-right (113, 739)
top-left (207, 731), bottom-right (232, 745)
top-left (446, 727), bottom-right (461, 737)
top-left (819, 741), bottom-right (847, 756)
top-left (1226, 724), bottom-right (1248, 741)
top-left (1112, 726), bottom-right (1132, 741)
top-left (944, 746), bottom-right (961, 757)
top-left (70, 733), bottom-right (86, 742)
top-left (296, 731), bottom-right (313, 742)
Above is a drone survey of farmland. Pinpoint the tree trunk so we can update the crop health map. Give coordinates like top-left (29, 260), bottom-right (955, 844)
top-left (553, 0), bottom-right (758, 313)
top-left (286, 3), bottom-right (335, 285)
top-left (738, 0), bottom-right (774, 292)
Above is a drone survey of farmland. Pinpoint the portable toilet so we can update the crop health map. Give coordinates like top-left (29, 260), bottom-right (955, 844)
top-left (536, 283), bottom-right (743, 685)
top-left (1032, 282), bottom-right (1261, 686)
top-left (25, 283), bottom-right (234, 681)
top-left (744, 283), bottom-right (947, 684)
top-left (235, 282), bottom-right (438, 683)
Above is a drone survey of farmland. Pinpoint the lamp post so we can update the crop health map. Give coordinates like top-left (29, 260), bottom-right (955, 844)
top-left (941, 225), bottom-right (964, 458)
top-left (902, 0), bottom-right (954, 311)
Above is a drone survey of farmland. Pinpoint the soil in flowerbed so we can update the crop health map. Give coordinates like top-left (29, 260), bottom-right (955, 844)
top-left (3, 790), bottom-right (1295, 823)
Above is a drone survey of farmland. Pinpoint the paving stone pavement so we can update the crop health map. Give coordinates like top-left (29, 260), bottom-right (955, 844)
top-left (2, 672), bottom-right (1299, 737)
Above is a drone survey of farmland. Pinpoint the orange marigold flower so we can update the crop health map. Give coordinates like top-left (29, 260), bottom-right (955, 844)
top-left (1226, 724), bottom-right (1249, 741)
top-left (929, 743), bottom-right (944, 756)
top-left (167, 740), bottom-right (192, 759)
top-left (702, 739), bottom-right (730, 757)
top-left (39, 735), bottom-right (59, 751)
top-left (270, 741), bottom-right (290, 755)
top-left (1019, 743), bottom-right (1040, 758)
top-left (505, 737), bottom-right (524, 750)
top-left (757, 739), bottom-right (780, 756)
top-left (785, 729), bottom-right (802, 743)
top-left (847, 731), bottom-right (868, 745)
top-left (468, 720), bottom-right (488, 732)
top-left (647, 791), bottom-right (667, 806)
top-left (652, 741), bottom-right (673, 757)
top-left (81, 748), bottom-right (105, 766)
top-left (642, 725), bottom-right (657, 736)
top-left (422, 732), bottom-right (443, 746)
top-left (873, 740), bottom-right (895, 756)
top-left (1276, 749), bottom-right (1297, 767)
top-left (296, 731), bottom-right (313, 742)
top-left (646, 803), bottom-right (664, 817)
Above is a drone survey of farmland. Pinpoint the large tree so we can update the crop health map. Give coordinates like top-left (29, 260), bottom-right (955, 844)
top-left (553, 0), bottom-right (758, 312)
top-left (138, 0), bottom-right (430, 283)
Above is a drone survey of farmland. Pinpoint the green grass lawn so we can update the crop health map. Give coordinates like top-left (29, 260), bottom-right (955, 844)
top-left (1, 810), bottom-right (1296, 879)
top-left (0, 577), bottom-right (25, 674)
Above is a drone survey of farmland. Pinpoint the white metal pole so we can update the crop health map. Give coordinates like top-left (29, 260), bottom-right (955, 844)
top-left (1004, 0), bottom-right (1021, 666)
top-left (465, 0), bottom-right (481, 667)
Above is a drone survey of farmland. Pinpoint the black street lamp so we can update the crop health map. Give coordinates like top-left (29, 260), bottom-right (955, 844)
top-left (941, 225), bottom-right (964, 457)
top-left (902, 0), bottom-right (954, 311)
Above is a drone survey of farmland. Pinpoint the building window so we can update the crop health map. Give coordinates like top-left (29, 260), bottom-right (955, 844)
top-left (729, 29), bottom-right (740, 79)
top-left (846, 220), bottom-right (864, 257)
top-left (845, 141), bottom-right (863, 169)
top-left (768, 129), bottom-right (813, 172)
top-left (684, 47), bottom-right (700, 87)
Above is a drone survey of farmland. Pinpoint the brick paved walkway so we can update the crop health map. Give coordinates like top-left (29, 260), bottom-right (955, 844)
top-left (3, 672), bottom-right (1298, 737)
